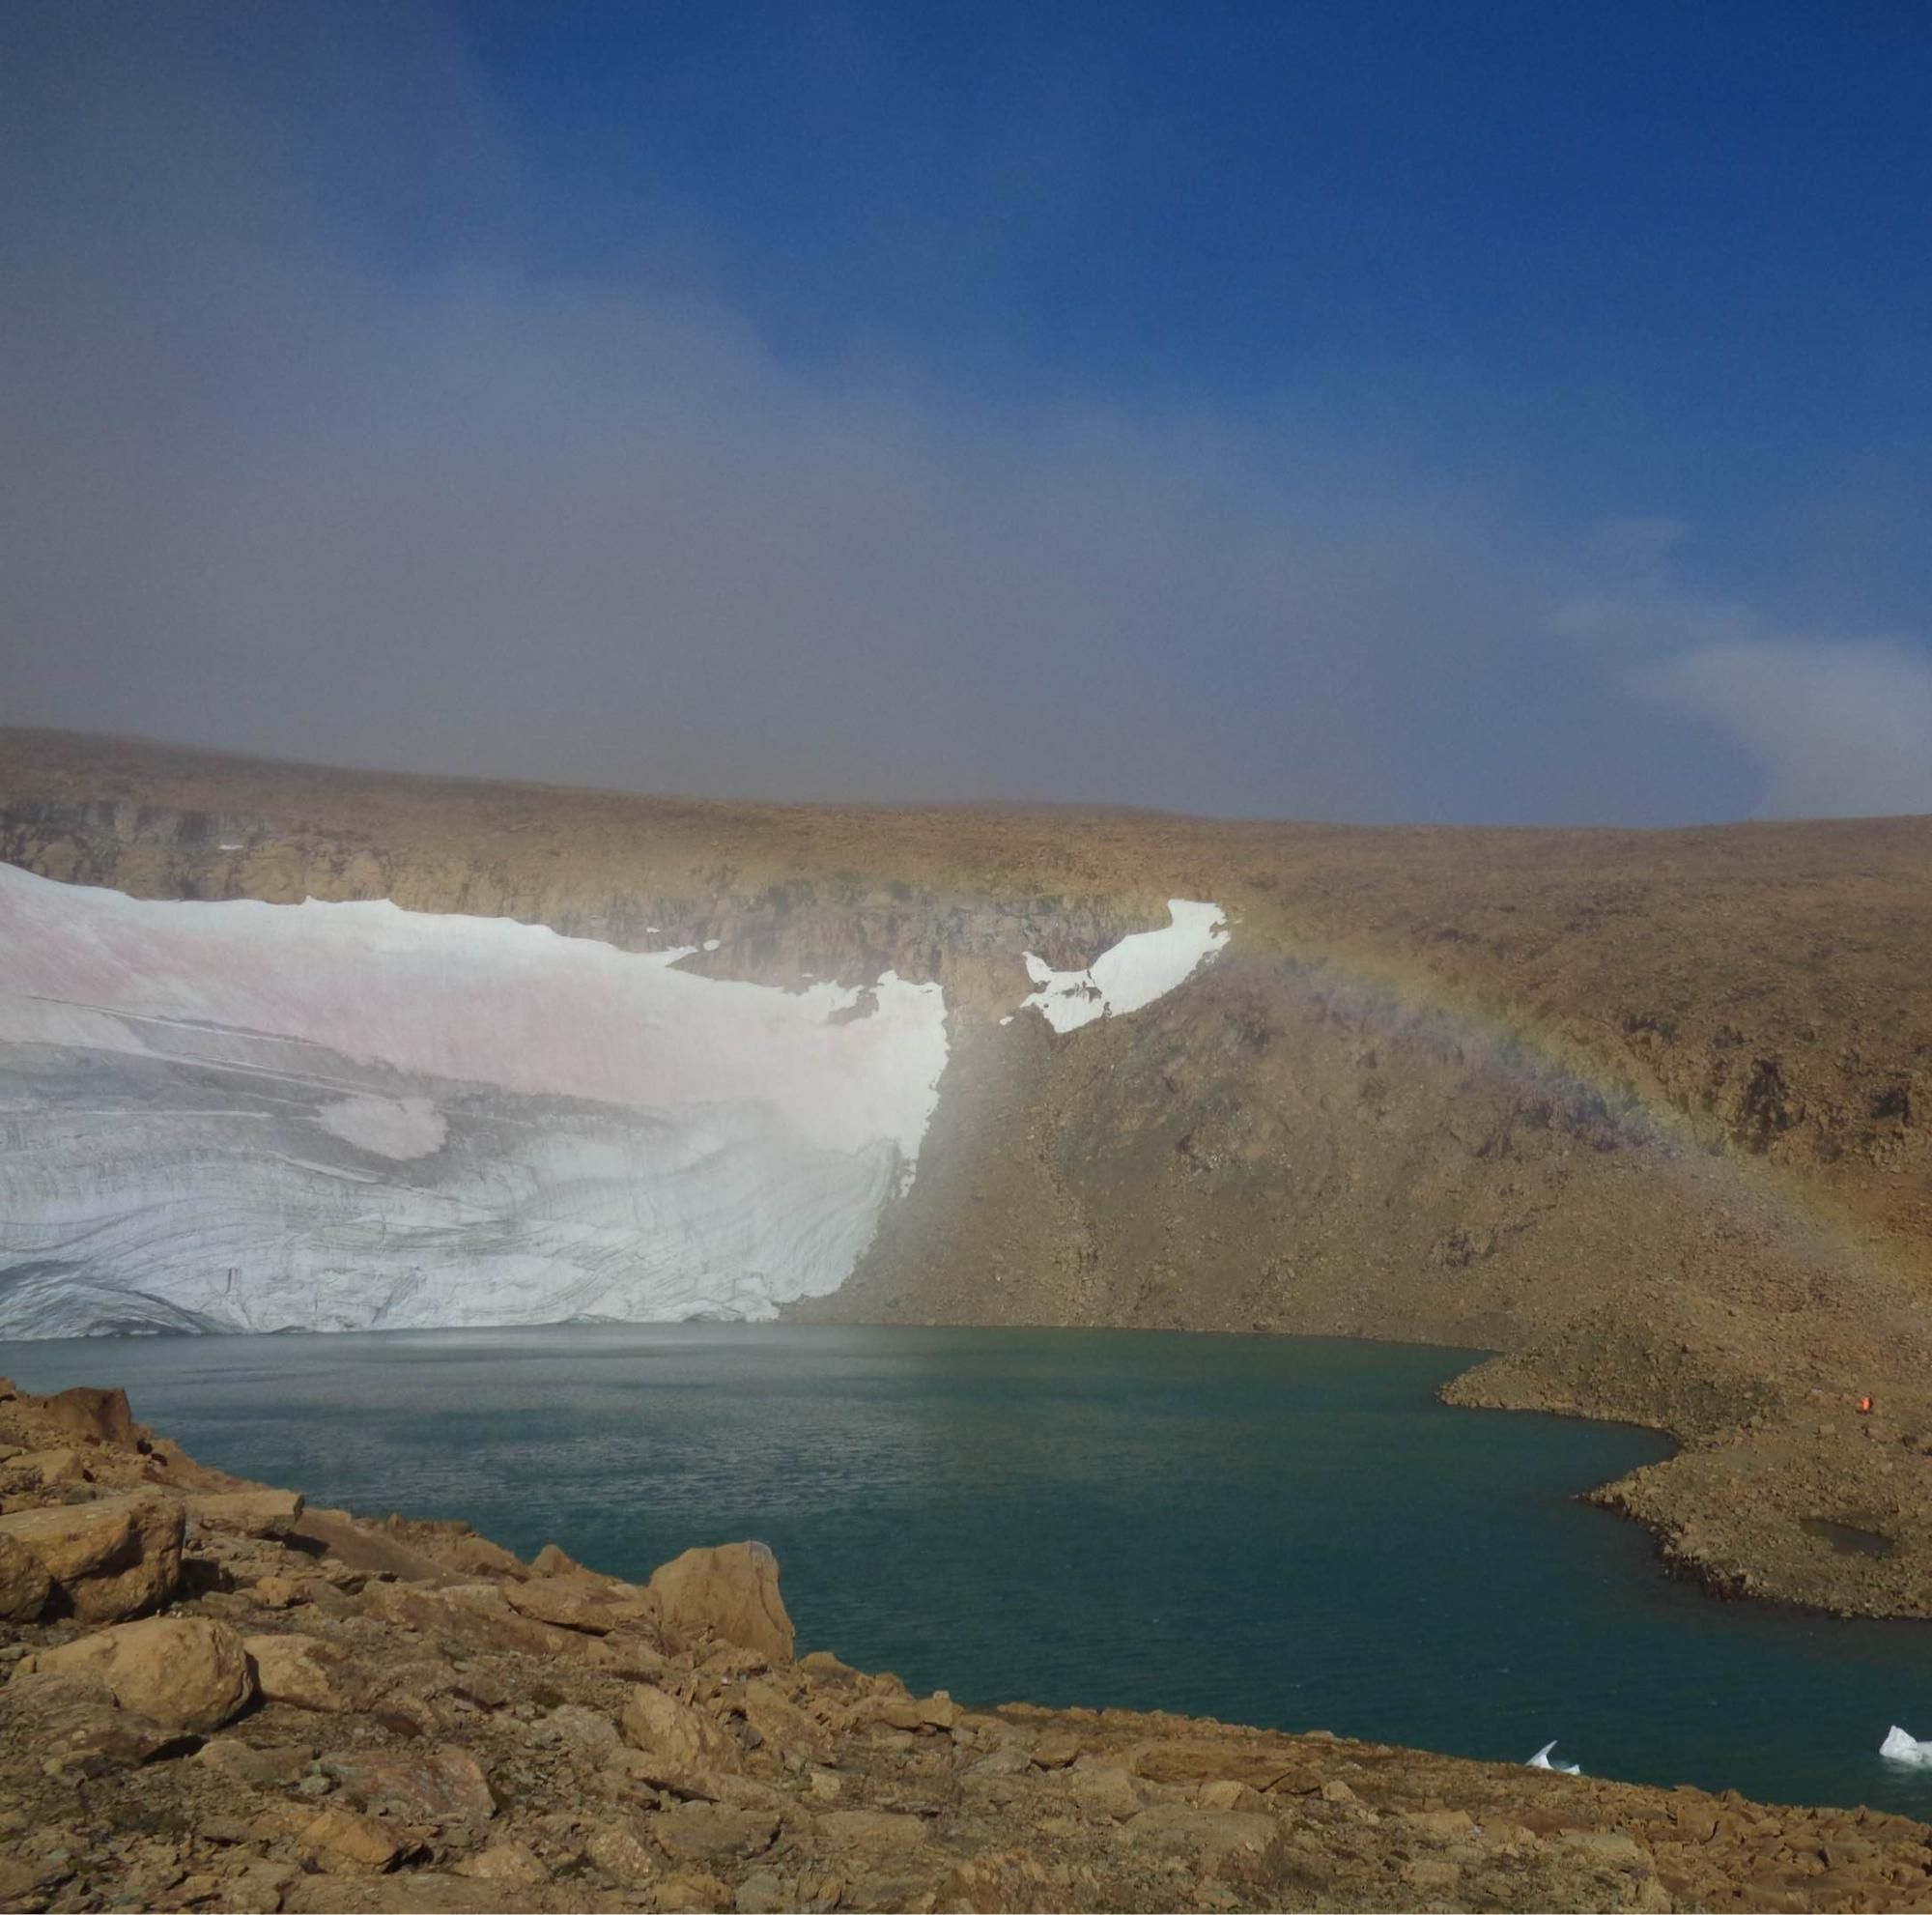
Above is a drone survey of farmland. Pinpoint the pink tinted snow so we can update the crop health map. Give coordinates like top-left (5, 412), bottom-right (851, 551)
top-left (0, 864), bottom-right (946, 1160)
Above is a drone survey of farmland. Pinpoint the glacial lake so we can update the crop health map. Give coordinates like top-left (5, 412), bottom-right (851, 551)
top-left (8, 1324), bottom-right (1932, 1815)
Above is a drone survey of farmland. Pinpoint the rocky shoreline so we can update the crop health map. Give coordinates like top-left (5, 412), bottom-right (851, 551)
top-left (4, 1380), bottom-right (1931, 1913)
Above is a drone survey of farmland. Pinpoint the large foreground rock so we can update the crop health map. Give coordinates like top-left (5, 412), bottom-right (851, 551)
top-left (648, 1540), bottom-right (795, 1663)
top-left (0, 1491), bottom-right (184, 1620)
top-left (29, 1615), bottom-right (256, 1732)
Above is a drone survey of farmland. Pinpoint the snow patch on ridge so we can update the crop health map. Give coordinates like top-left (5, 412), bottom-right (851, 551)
top-left (0, 862), bottom-right (950, 1338)
top-left (1019, 900), bottom-right (1229, 1033)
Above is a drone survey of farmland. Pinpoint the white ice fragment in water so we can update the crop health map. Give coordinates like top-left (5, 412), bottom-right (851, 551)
top-left (1018, 900), bottom-right (1229, 1033)
top-left (1882, 1726), bottom-right (1932, 1766)
top-left (1527, 1742), bottom-right (1581, 1774)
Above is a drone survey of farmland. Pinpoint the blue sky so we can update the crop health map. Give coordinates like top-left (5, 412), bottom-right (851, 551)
top-left (5, 0), bottom-right (1929, 821)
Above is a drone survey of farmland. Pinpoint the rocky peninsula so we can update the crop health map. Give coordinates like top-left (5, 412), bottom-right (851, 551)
top-left (3, 1379), bottom-right (1929, 1914)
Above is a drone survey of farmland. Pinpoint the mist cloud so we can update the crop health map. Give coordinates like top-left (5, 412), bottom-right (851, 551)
top-left (2, 5), bottom-right (1924, 826)
top-left (1552, 543), bottom-right (1932, 819)
top-left (1642, 638), bottom-right (1932, 819)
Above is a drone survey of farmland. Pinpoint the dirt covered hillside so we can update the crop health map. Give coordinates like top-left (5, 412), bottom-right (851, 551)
top-left (3, 727), bottom-right (1932, 1620)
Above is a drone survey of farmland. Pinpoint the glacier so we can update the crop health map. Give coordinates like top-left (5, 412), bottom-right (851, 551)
top-left (0, 863), bottom-right (949, 1338)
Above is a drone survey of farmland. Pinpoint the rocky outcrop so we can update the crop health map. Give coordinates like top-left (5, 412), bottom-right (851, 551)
top-left (648, 1543), bottom-right (796, 1665)
top-left (2, 1392), bottom-right (1930, 1913)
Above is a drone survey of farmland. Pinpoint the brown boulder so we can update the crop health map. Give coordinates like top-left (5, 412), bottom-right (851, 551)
top-left (652, 1802), bottom-right (779, 1864)
top-left (185, 1488), bottom-right (304, 1539)
top-left (298, 1806), bottom-right (406, 1872)
top-left (584, 1818), bottom-right (659, 1887)
top-left (32, 1615), bottom-right (255, 1732)
top-left (453, 1842), bottom-right (549, 1886)
top-left (531, 1540), bottom-right (586, 1577)
top-left (321, 1746), bottom-right (497, 1823)
top-left (8, 1446), bottom-right (92, 1486)
top-left (195, 1737), bottom-right (314, 1788)
top-left (38, 1384), bottom-right (144, 1448)
top-left (250, 1572), bottom-right (313, 1609)
top-left (506, 1574), bottom-right (659, 1637)
top-left (0, 1491), bottom-right (184, 1620)
top-left (243, 1632), bottom-right (365, 1713)
top-left (0, 1668), bottom-right (191, 1775)
top-left (0, 1530), bottom-right (52, 1622)
top-left (735, 1678), bottom-right (831, 1758)
top-left (621, 1683), bottom-right (743, 1773)
top-left (648, 1541), bottom-right (795, 1664)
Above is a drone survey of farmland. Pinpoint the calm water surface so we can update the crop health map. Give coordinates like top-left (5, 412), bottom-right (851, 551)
top-left (7, 1324), bottom-right (1932, 1815)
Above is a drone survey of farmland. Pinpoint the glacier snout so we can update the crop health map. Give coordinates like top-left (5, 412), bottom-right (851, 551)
top-left (0, 864), bottom-right (949, 1337)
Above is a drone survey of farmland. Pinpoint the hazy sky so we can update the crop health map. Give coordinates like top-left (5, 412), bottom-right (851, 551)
top-left (4, 1), bottom-right (1929, 823)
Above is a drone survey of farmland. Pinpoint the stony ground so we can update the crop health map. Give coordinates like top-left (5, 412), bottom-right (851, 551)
top-left (5, 1382), bottom-right (1932, 1914)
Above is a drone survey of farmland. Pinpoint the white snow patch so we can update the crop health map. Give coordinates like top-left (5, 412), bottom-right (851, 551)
top-left (317, 1095), bottom-right (448, 1160)
top-left (1018, 900), bottom-right (1229, 1032)
top-left (702, 938), bottom-right (722, 952)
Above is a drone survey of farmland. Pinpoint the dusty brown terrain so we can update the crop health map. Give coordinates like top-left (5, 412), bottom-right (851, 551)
top-left (6, 1379), bottom-right (1932, 1915)
top-left (3, 727), bottom-right (1932, 1622)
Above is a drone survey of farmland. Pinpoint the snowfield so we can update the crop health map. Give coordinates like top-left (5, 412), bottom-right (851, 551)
top-left (1018, 899), bottom-right (1229, 1032)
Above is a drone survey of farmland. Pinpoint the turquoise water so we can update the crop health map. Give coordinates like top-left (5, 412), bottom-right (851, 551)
top-left (8, 1323), bottom-right (1932, 1815)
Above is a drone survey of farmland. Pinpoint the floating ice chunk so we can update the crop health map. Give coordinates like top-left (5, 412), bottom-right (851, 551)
top-left (1019, 900), bottom-right (1229, 1033)
top-left (1882, 1726), bottom-right (1932, 1766)
top-left (1527, 1742), bottom-right (1581, 1775)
